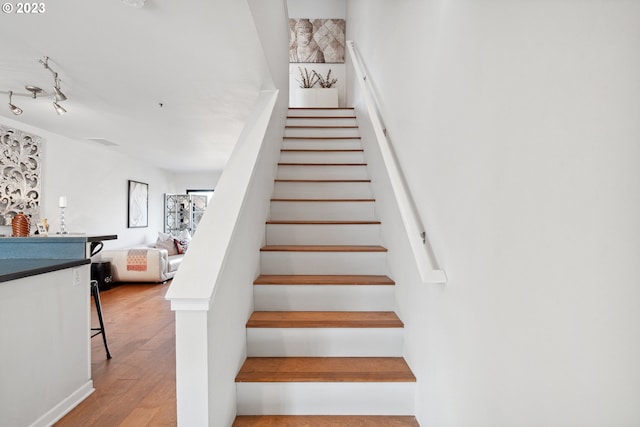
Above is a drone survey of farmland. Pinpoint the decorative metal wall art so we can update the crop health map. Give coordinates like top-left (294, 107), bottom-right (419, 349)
top-left (164, 193), bottom-right (208, 236)
top-left (0, 125), bottom-right (42, 226)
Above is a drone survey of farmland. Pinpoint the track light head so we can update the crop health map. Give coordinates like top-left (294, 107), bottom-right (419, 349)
top-left (53, 101), bottom-right (67, 115)
top-left (53, 75), bottom-right (67, 102)
top-left (53, 85), bottom-right (67, 102)
top-left (8, 91), bottom-right (23, 115)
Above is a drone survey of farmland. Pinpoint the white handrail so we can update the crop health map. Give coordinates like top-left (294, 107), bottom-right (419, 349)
top-left (346, 40), bottom-right (446, 284)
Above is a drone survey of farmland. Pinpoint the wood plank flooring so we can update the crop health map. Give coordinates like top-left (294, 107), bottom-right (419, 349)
top-left (54, 281), bottom-right (176, 427)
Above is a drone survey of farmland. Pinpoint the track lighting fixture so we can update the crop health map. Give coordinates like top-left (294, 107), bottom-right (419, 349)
top-left (8, 91), bottom-right (23, 115)
top-left (3, 56), bottom-right (68, 116)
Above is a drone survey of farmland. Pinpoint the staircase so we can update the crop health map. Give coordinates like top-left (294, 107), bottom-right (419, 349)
top-left (233, 108), bottom-right (419, 427)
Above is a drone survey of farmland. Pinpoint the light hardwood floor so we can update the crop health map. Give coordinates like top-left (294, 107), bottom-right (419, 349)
top-left (55, 281), bottom-right (176, 427)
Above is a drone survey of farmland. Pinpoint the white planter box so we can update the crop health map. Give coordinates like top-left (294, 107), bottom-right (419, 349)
top-left (292, 88), bottom-right (339, 108)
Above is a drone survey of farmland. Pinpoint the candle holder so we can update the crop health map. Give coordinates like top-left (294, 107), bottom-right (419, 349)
top-left (59, 206), bottom-right (67, 234)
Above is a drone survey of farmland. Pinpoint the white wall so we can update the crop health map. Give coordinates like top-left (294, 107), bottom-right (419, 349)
top-left (287, 0), bottom-right (347, 106)
top-left (288, 0), bottom-right (345, 17)
top-left (171, 171), bottom-right (222, 194)
top-left (0, 116), bottom-right (178, 249)
top-left (347, 0), bottom-right (640, 426)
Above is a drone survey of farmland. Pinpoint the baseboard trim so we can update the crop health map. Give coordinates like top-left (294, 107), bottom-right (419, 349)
top-left (30, 380), bottom-right (94, 427)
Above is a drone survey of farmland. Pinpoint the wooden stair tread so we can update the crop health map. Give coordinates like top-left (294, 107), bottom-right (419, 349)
top-left (254, 275), bottom-right (395, 285)
top-left (235, 357), bottom-right (416, 383)
top-left (266, 220), bottom-right (380, 225)
top-left (287, 115), bottom-right (357, 119)
top-left (278, 163), bottom-right (367, 166)
top-left (271, 198), bottom-right (375, 202)
top-left (274, 179), bottom-right (370, 183)
top-left (286, 125), bottom-right (358, 129)
top-left (247, 311), bottom-right (403, 328)
top-left (233, 415), bottom-right (419, 426)
top-left (280, 149), bottom-right (364, 152)
top-left (283, 136), bottom-right (361, 140)
top-left (288, 107), bottom-right (354, 110)
top-left (260, 245), bottom-right (387, 252)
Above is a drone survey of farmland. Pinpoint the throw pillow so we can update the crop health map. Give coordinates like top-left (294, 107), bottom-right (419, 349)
top-left (156, 232), bottom-right (178, 256)
top-left (174, 229), bottom-right (192, 254)
top-left (177, 229), bottom-right (192, 244)
top-left (174, 238), bottom-right (189, 254)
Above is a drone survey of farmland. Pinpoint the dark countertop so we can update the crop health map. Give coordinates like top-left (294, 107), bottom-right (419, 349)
top-left (87, 235), bottom-right (118, 242)
top-left (0, 258), bottom-right (91, 283)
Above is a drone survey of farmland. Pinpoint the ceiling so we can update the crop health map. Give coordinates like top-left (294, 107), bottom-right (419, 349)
top-left (0, 0), bottom-right (273, 172)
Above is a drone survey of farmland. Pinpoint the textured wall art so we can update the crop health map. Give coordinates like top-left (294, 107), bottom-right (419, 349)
top-left (0, 125), bottom-right (42, 226)
top-left (289, 18), bottom-right (346, 64)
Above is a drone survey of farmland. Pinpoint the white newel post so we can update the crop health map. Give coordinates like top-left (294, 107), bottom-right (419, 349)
top-left (174, 307), bottom-right (210, 426)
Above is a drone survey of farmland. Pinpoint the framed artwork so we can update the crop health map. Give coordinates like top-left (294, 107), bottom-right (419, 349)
top-left (289, 18), bottom-right (346, 64)
top-left (36, 222), bottom-right (48, 235)
top-left (128, 180), bottom-right (148, 228)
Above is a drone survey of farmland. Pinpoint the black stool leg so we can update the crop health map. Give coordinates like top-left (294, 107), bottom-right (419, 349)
top-left (91, 280), bottom-right (112, 359)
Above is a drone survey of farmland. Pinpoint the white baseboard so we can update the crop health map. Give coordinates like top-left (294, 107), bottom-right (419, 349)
top-left (30, 380), bottom-right (94, 427)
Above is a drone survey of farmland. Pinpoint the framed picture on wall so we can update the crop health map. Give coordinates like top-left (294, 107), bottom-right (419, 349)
top-left (128, 180), bottom-right (148, 228)
top-left (289, 18), bottom-right (346, 64)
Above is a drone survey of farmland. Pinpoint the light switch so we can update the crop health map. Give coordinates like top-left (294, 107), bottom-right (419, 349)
top-left (73, 268), bottom-right (81, 286)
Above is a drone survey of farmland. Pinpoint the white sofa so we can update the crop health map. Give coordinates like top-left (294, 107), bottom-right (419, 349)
top-left (99, 247), bottom-right (184, 283)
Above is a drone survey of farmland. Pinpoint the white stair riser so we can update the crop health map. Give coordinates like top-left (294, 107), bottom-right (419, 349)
top-left (254, 285), bottom-right (395, 311)
top-left (273, 181), bottom-right (372, 199)
top-left (282, 139), bottom-right (363, 150)
top-left (247, 328), bottom-right (403, 357)
top-left (266, 223), bottom-right (380, 245)
top-left (288, 109), bottom-right (355, 118)
top-left (285, 127), bottom-right (360, 138)
top-left (286, 118), bottom-right (357, 127)
top-left (260, 252), bottom-right (387, 275)
top-left (277, 165), bottom-right (369, 180)
top-left (279, 151), bottom-right (365, 164)
top-left (270, 201), bottom-right (377, 221)
top-left (236, 382), bottom-right (415, 415)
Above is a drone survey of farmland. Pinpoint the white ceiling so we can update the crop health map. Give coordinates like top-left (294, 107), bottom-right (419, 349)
top-left (0, 0), bottom-right (273, 172)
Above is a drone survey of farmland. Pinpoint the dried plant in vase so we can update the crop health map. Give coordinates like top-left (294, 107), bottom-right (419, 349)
top-left (313, 69), bottom-right (338, 88)
top-left (296, 66), bottom-right (320, 88)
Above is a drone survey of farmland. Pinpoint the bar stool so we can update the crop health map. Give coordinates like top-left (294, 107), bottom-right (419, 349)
top-left (90, 280), bottom-right (112, 359)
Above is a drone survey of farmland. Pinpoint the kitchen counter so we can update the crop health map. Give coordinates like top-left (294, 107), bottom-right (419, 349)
top-left (0, 235), bottom-right (94, 426)
top-left (0, 258), bottom-right (90, 283)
